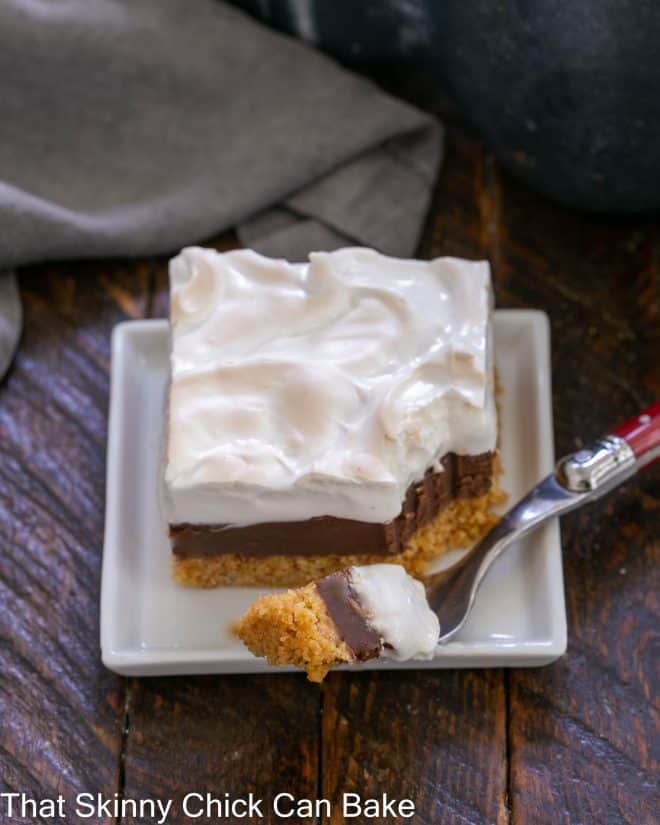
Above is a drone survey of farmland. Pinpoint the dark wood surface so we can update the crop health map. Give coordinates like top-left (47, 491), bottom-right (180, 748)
top-left (1, 116), bottom-right (658, 824)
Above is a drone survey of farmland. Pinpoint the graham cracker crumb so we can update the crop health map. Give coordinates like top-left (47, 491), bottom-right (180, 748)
top-left (233, 583), bottom-right (352, 682)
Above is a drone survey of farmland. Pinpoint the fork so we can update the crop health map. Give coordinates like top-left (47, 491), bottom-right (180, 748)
top-left (428, 402), bottom-right (660, 643)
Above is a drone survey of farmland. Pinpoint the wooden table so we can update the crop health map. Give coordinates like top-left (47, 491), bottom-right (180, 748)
top-left (1, 90), bottom-right (658, 825)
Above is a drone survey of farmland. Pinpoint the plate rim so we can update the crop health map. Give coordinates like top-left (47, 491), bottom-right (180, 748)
top-left (101, 310), bottom-right (567, 675)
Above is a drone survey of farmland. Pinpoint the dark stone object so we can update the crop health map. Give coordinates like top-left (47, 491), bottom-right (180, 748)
top-left (432, 2), bottom-right (660, 213)
top-left (233, 0), bottom-right (660, 213)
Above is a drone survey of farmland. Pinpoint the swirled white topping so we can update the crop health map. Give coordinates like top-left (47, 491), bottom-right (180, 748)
top-left (164, 246), bottom-right (496, 526)
top-left (349, 564), bottom-right (439, 660)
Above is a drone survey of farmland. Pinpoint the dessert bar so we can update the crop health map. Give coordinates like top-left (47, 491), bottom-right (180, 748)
top-left (163, 246), bottom-right (501, 586)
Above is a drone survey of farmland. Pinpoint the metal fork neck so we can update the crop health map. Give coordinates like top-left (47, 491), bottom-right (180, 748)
top-left (555, 435), bottom-right (637, 500)
top-left (431, 434), bottom-right (639, 643)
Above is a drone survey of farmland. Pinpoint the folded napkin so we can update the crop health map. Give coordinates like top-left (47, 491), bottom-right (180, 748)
top-left (0, 0), bottom-right (443, 378)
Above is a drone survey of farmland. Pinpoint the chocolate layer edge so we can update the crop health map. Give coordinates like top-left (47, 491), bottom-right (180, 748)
top-left (169, 451), bottom-right (494, 559)
top-left (315, 571), bottom-right (381, 661)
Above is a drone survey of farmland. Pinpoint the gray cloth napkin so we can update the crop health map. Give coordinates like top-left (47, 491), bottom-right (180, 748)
top-left (0, 0), bottom-right (443, 378)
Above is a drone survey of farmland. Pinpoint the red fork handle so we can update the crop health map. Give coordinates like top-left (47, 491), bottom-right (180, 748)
top-left (611, 401), bottom-right (660, 469)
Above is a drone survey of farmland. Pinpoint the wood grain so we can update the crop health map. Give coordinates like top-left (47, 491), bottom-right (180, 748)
top-left (490, 166), bottom-right (660, 825)
top-left (321, 669), bottom-right (508, 825)
top-left (0, 260), bottom-right (149, 821)
top-left (121, 675), bottom-right (320, 824)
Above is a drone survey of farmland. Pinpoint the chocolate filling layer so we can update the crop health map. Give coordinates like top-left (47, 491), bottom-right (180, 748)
top-left (315, 571), bottom-right (381, 660)
top-left (170, 451), bottom-right (493, 559)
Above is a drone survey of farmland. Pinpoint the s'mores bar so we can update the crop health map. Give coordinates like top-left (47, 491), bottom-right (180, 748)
top-left (234, 564), bottom-right (439, 681)
top-left (163, 246), bottom-right (502, 587)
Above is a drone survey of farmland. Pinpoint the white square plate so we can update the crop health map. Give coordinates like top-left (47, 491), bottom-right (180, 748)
top-left (101, 311), bottom-right (566, 675)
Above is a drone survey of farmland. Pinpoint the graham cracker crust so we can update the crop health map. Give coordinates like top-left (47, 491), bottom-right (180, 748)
top-left (233, 582), bottom-right (352, 682)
